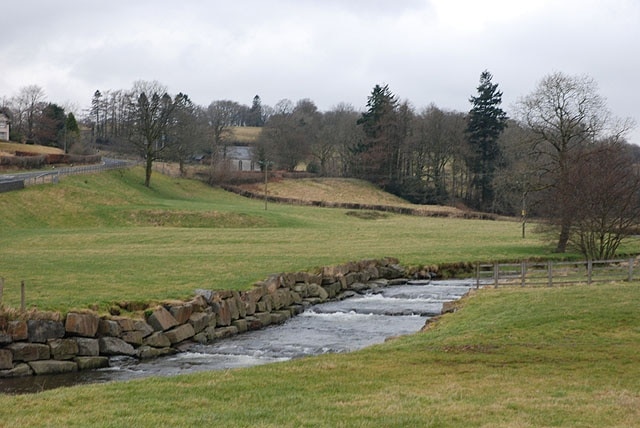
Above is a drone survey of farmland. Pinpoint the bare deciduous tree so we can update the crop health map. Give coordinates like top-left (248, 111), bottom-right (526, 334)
top-left (565, 143), bottom-right (640, 260)
top-left (129, 81), bottom-right (189, 187)
top-left (515, 72), bottom-right (635, 252)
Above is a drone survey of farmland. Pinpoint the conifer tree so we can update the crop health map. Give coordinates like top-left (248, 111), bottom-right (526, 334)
top-left (466, 70), bottom-right (508, 211)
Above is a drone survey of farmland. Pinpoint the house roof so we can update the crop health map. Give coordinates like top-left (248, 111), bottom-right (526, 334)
top-left (225, 145), bottom-right (253, 160)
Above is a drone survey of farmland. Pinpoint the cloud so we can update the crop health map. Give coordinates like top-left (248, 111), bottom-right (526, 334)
top-left (1, 0), bottom-right (638, 142)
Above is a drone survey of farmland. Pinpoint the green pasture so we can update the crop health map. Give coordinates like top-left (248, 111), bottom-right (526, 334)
top-left (1, 167), bottom-right (640, 426)
top-left (0, 168), bottom-right (564, 313)
top-left (0, 282), bottom-right (638, 427)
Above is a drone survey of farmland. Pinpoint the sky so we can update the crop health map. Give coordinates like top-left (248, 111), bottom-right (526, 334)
top-left (1, 0), bottom-right (639, 143)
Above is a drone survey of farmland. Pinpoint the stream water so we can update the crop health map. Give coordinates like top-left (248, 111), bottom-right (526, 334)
top-left (0, 279), bottom-right (475, 394)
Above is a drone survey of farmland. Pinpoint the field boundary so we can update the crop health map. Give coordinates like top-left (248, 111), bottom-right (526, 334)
top-left (476, 258), bottom-right (638, 288)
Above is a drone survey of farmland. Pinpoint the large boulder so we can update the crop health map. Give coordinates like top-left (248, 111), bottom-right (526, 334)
top-left (75, 356), bottom-right (109, 371)
top-left (143, 332), bottom-right (171, 348)
top-left (114, 317), bottom-right (136, 332)
top-left (98, 337), bottom-right (136, 356)
top-left (215, 300), bottom-right (232, 326)
top-left (8, 342), bottom-right (50, 362)
top-left (137, 346), bottom-right (173, 359)
top-left (74, 338), bottom-right (100, 356)
top-left (189, 312), bottom-right (214, 333)
top-left (48, 338), bottom-right (79, 360)
top-left (27, 320), bottom-right (65, 343)
top-left (0, 349), bottom-right (13, 370)
top-left (169, 304), bottom-right (193, 324)
top-left (8, 320), bottom-right (28, 341)
top-left (307, 283), bottom-right (329, 300)
top-left (0, 333), bottom-right (11, 346)
top-left (121, 331), bottom-right (144, 346)
top-left (65, 313), bottom-right (99, 337)
top-left (98, 319), bottom-right (122, 337)
top-left (0, 363), bottom-right (32, 378)
top-left (164, 324), bottom-right (195, 344)
top-left (146, 307), bottom-right (179, 332)
top-left (133, 320), bottom-right (154, 338)
top-left (28, 360), bottom-right (77, 375)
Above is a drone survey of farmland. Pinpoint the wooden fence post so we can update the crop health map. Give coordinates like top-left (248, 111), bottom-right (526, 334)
top-left (494, 263), bottom-right (499, 288)
top-left (547, 261), bottom-right (553, 287)
top-left (521, 262), bottom-right (526, 287)
top-left (588, 260), bottom-right (593, 285)
top-left (20, 280), bottom-right (25, 312)
top-left (475, 262), bottom-right (480, 289)
top-left (628, 257), bottom-right (634, 282)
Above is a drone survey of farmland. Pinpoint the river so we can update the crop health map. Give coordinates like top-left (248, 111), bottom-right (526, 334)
top-left (0, 279), bottom-right (475, 394)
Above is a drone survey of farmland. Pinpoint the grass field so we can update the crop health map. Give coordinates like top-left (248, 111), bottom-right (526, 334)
top-left (229, 126), bottom-right (262, 143)
top-left (0, 167), bottom-right (562, 313)
top-left (1, 167), bottom-right (640, 426)
top-left (0, 282), bottom-right (638, 427)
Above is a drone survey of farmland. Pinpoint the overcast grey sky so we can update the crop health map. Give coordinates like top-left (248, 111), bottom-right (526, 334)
top-left (1, 0), bottom-right (639, 143)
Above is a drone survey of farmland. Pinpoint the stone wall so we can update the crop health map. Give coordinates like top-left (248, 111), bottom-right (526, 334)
top-left (0, 258), bottom-right (416, 378)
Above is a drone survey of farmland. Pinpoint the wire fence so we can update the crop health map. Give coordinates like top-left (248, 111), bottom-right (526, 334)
top-left (475, 258), bottom-right (638, 288)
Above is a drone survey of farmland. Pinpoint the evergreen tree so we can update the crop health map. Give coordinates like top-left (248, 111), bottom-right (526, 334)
top-left (64, 112), bottom-right (80, 153)
top-left (356, 84), bottom-right (402, 186)
top-left (247, 95), bottom-right (264, 126)
top-left (466, 70), bottom-right (508, 211)
top-left (91, 90), bottom-right (103, 141)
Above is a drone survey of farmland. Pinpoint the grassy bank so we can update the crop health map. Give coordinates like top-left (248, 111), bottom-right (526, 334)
top-left (0, 168), bottom-right (560, 312)
top-left (0, 282), bottom-right (638, 427)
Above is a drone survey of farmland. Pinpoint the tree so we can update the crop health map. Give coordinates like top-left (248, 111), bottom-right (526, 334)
top-left (465, 70), bottom-right (508, 211)
top-left (261, 98), bottom-right (318, 171)
top-left (206, 100), bottom-right (240, 169)
top-left (246, 95), bottom-right (265, 126)
top-left (9, 85), bottom-right (46, 143)
top-left (64, 112), bottom-right (80, 153)
top-left (162, 99), bottom-right (206, 176)
top-left (564, 143), bottom-right (640, 260)
top-left (312, 104), bottom-right (362, 176)
top-left (406, 105), bottom-right (465, 204)
top-left (34, 103), bottom-right (66, 147)
top-left (91, 90), bottom-right (104, 142)
top-left (129, 82), bottom-right (189, 187)
top-left (356, 84), bottom-right (404, 186)
top-left (515, 72), bottom-right (634, 252)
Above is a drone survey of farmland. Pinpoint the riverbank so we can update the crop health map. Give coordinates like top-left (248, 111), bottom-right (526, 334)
top-left (1, 281), bottom-right (638, 426)
top-left (0, 258), bottom-right (423, 381)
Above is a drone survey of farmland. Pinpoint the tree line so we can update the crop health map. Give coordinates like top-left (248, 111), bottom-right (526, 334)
top-left (1, 71), bottom-right (638, 260)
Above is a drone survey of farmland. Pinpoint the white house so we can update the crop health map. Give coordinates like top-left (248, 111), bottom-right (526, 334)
top-left (0, 113), bottom-right (9, 141)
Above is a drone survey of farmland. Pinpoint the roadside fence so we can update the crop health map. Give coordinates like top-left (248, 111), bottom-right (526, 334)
top-left (0, 158), bottom-right (136, 189)
top-left (475, 258), bottom-right (638, 288)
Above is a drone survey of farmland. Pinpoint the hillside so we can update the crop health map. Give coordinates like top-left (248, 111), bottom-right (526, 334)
top-left (0, 167), bottom-right (552, 311)
top-left (229, 126), bottom-right (261, 143)
top-left (0, 141), bottom-right (64, 156)
top-left (237, 177), bottom-right (467, 216)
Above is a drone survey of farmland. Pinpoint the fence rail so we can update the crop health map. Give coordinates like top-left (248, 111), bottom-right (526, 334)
top-left (0, 158), bottom-right (136, 189)
top-left (475, 258), bottom-right (638, 288)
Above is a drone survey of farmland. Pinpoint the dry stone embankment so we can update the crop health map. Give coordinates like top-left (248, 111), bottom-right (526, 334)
top-left (0, 257), bottom-right (427, 378)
